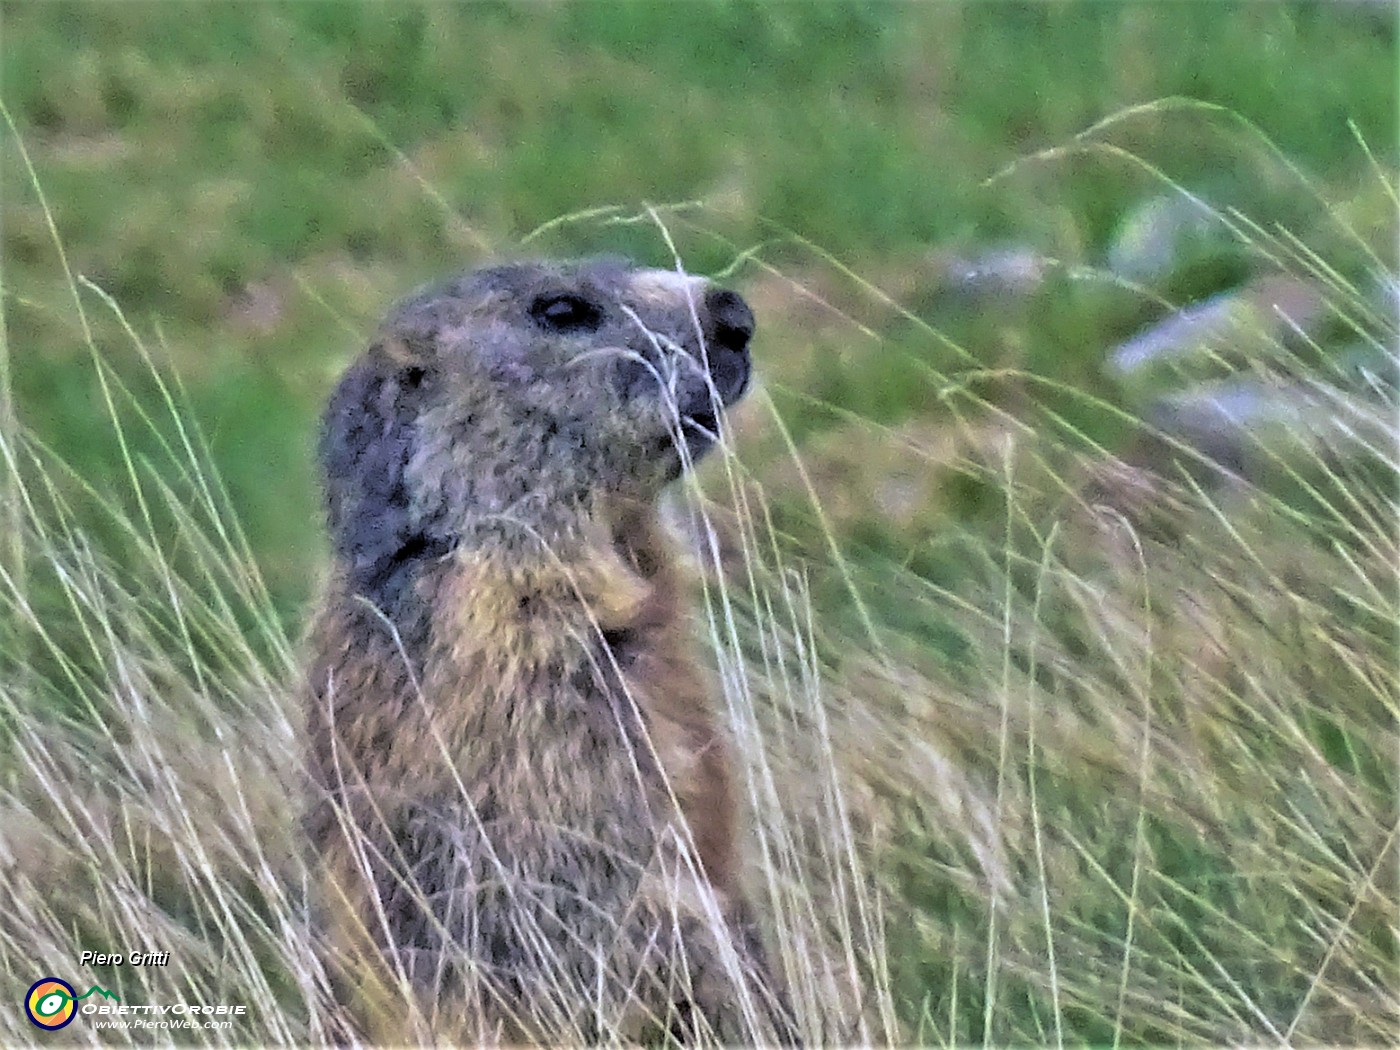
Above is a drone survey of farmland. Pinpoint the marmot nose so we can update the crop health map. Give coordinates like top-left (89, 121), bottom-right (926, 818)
top-left (705, 288), bottom-right (755, 355)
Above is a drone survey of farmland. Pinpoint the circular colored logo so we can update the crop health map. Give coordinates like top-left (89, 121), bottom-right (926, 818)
top-left (25, 978), bottom-right (77, 1030)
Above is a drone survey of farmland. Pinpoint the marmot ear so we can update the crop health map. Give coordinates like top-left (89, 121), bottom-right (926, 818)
top-left (319, 344), bottom-right (429, 596)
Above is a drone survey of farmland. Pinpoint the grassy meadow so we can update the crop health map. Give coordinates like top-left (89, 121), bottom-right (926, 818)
top-left (1, 1), bottom-right (1396, 1045)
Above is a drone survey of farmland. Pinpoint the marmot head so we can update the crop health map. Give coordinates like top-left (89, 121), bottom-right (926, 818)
top-left (320, 258), bottom-right (755, 591)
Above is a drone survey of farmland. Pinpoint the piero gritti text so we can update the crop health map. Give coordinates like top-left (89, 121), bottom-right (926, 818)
top-left (80, 950), bottom-right (170, 967)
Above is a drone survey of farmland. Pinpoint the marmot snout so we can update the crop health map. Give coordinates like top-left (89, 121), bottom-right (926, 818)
top-left (304, 258), bottom-right (791, 1045)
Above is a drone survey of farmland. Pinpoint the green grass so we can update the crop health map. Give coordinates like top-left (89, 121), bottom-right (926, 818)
top-left (1, 1), bottom-right (1397, 1045)
top-left (4, 1), bottom-right (1394, 621)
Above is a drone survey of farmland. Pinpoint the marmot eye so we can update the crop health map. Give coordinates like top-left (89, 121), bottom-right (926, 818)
top-left (531, 293), bottom-right (603, 333)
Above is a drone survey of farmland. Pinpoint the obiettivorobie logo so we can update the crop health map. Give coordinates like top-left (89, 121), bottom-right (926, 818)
top-left (25, 978), bottom-right (120, 1031)
top-left (23, 974), bottom-right (246, 1033)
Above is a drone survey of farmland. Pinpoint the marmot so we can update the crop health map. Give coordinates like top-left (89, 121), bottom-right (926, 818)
top-left (304, 258), bottom-right (793, 1045)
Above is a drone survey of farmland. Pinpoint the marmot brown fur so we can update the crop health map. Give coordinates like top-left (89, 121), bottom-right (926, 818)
top-left (304, 258), bottom-right (792, 1045)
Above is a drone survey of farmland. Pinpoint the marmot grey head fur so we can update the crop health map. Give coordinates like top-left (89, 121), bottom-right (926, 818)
top-left (319, 257), bottom-right (754, 604)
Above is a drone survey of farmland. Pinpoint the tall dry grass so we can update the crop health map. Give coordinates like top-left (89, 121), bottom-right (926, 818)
top-left (1, 102), bottom-right (1396, 1046)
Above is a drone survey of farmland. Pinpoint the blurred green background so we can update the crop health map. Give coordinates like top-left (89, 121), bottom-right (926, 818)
top-left (5, 0), bottom-right (1394, 629)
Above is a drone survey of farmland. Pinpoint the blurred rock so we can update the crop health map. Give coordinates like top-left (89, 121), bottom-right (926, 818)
top-left (1147, 368), bottom-right (1396, 474)
top-left (1100, 255), bottom-right (1397, 504)
top-left (940, 245), bottom-right (1049, 300)
top-left (1110, 290), bottom-right (1241, 374)
top-left (1108, 275), bottom-right (1327, 384)
top-left (1108, 192), bottom-right (1232, 284)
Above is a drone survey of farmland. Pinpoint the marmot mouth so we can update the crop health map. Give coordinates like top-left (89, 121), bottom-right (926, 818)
top-left (681, 411), bottom-right (721, 441)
